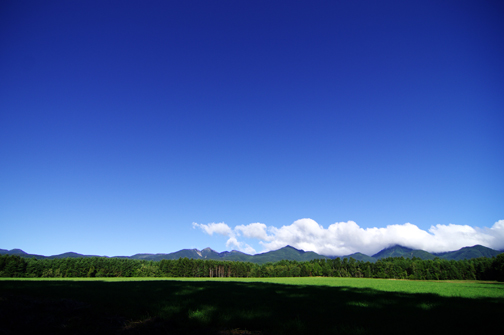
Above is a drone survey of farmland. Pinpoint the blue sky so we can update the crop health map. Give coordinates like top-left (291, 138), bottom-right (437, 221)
top-left (1, 1), bottom-right (503, 257)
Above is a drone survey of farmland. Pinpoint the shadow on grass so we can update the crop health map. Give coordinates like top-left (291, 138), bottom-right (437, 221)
top-left (1, 280), bottom-right (503, 334)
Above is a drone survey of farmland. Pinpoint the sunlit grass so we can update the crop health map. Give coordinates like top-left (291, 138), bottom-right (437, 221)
top-left (2, 276), bottom-right (501, 298)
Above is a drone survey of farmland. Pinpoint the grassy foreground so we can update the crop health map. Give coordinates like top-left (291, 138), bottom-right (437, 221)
top-left (1, 277), bottom-right (503, 334)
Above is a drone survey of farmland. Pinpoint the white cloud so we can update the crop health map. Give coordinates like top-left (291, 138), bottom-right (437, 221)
top-left (241, 244), bottom-right (257, 254)
top-left (194, 218), bottom-right (504, 256)
top-left (192, 222), bottom-right (232, 236)
top-left (485, 220), bottom-right (504, 250)
top-left (225, 236), bottom-right (241, 248)
top-left (235, 222), bottom-right (273, 241)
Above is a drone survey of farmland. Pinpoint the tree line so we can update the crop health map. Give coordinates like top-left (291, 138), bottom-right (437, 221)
top-left (1, 254), bottom-right (503, 281)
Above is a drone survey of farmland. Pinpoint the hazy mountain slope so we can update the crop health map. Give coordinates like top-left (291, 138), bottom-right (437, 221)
top-left (130, 248), bottom-right (204, 261)
top-left (215, 250), bottom-right (254, 262)
top-left (372, 245), bottom-right (436, 260)
top-left (250, 246), bottom-right (328, 264)
top-left (334, 252), bottom-right (377, 263)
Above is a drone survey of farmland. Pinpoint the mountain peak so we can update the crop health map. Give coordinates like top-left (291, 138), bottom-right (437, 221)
top-left (282, 245), bottom-right (303, 252)
top-left (372, 245), bottom-right (414, 259)
top-left (9, 249), bottom-right (27, 254)
top-left (384, 244), bottom-right (413, 251)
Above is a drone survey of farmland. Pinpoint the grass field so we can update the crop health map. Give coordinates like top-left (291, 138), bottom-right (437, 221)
top-left (1, 277), bottom-right (503, 334)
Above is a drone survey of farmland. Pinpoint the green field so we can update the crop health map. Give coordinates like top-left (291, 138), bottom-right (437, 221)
top-left (1, 277), bottom-right (503, 334)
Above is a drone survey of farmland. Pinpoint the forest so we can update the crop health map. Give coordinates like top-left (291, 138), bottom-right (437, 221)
top-left (1, 253), bottom-right (503, 281)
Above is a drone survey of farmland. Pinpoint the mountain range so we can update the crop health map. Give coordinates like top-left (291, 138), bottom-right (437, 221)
top-left (1, 244), bottom-right (502, 264)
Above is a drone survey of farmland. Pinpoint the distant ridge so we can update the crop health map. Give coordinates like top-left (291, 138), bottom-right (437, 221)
top-left (0, 248), bottom-right (27, 256)
top-left (128, 245), bottom-right (327, 264)
top-left (432, 245), bottom-right (501, 261)
top-left (50, 252), bottom-right (101, 259)
top-left (0, 248), bottom-right (46, 259)
top-left (1, 244), bottom-right (502, 264)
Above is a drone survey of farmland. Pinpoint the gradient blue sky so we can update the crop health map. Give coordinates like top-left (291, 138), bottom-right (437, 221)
top-left (1, 1), bottom-right (503, 257)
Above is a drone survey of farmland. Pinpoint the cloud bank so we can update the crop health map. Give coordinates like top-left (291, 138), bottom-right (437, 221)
top-left (193, 219), bottom-right (504, 256)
